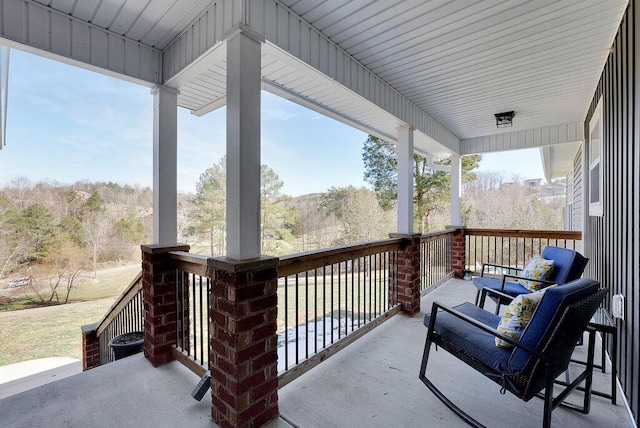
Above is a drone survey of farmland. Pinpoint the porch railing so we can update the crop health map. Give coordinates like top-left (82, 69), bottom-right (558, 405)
top-left (277, 238), bottom-right (403, 385)
top-left (464, 228), bottom-right (583, 273)
top-left (169, 252), bottom-right (211, 376)
top-left (420, 230), bottom-right (455, 291)
top-left (94, 271), bottom-right (144, 365)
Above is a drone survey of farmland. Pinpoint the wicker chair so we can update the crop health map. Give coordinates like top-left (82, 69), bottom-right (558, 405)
top-left (472, 246), bottom-right (588, 311)
top-left (419, 278), bottom-right (607, 428)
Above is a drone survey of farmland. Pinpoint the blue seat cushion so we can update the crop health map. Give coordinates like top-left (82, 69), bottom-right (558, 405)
top-left (425, 278), bottom-right (599, 375)
top-left (472, 276), bottom-right (531, 298)
top-left (424, 303), bottom-right (512, 373)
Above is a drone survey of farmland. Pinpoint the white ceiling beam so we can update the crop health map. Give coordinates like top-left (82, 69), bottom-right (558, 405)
top-left (0, 0), bottom-right (161, 85)
top-left (460, 122), bottom-right (584, 155)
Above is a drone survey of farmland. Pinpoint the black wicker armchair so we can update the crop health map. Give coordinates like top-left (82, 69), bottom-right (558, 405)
top-left (419, 278), bottom-right (607, 428)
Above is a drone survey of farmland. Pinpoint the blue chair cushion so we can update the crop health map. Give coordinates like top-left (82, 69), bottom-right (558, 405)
top-left (541, 246), bottom-right (587, 283)
top-left (473, 276), bottom-right (531, 298)
top-left (509, 278), bottom-right (599, 371)
top-left (425, 278), bottom-right (599, 375)
top-left (424, 303), bottom-right (512, 373)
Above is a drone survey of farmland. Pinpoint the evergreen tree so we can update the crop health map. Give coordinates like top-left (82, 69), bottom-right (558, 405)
top-left (362, 135), bottom-right (481, 232)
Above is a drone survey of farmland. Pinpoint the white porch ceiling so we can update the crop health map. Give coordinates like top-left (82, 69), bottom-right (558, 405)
top-left (4, 0), bottom-right (630, 169)
top-left (31, 0), bottom-right (213, 51)
top-left (279, 0), bottom-right (627, 140)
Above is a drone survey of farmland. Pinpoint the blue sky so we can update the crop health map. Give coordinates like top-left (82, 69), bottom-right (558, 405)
top-left (0, 49), bottom-right (543, 196)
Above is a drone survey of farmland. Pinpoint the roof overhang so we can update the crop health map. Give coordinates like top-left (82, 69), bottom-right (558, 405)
top-left (0, 0), bottom-right (629, 162)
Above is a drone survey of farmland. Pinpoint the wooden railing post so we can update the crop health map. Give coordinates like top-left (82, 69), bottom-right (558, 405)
top-left (141, 243), bottom-right (190, 367)
top-left (389, 233), bottom-right (422, 316)
top-left (447, 226), bottom-right (466, 279)
top-left (81, 323), bottom-right (100, 371)
top-left (209, 256), bottom-right (279, 428)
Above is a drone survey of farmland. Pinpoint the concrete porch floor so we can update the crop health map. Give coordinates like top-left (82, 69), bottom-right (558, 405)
top-left (277, 279), bottom-right (633, 428)
top-left (0, 279), bottom-right (633, 427)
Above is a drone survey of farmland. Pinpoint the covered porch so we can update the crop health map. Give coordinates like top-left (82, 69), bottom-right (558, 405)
top-left (0, 0), bottom-right (638, 427)
top-left (0, 278), bottom-right (632, 427)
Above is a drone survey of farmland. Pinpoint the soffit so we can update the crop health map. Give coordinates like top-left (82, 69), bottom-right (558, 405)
top-left (31, 0), bottom-right (212, 50)
top-left (279, 0), bottom-right (628, 139)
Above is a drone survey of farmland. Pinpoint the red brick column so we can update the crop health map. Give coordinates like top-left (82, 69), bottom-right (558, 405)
top-left (390, 233), bottom-right (422, 316)
top-left (81, 323), bottom-right (100, 371)
top-left (209, 257), bottom-right (279, 428)
top-left (141, 244), bottom-right (190, 367)
top-left (447, 226), bottom-right (466, 279)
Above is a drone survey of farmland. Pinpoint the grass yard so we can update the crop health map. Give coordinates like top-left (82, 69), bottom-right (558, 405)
top-left (0, 297), bottom-right (117, 366)
top-left (0, 266), bottom-right (140, 366)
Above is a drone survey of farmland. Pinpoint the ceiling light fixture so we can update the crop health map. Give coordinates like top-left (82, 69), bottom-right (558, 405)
top-left (494, 111), bottom-right (515, 128)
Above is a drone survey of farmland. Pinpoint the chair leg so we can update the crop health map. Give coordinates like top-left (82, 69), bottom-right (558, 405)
top-left (543, 363), bottom-right (554, 428)
top-left (583, 328), bottom-right (596, 414)
top-left (420, 334), bottom-right (485, 428)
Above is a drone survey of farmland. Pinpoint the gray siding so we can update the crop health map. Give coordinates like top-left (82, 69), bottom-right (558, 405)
top-left (583, 0), bottom-right (639, 422)
top-left (572, 146), bottom-right (583, 234)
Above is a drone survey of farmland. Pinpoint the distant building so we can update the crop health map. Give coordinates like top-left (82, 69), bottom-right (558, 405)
top-left (74, 190), bottom-right (92, 202)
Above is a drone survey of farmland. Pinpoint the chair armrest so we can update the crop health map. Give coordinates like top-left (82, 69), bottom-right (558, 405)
top-left (426, 301), bottom-right (542, 357)
top-left (480, 263), bottom-right (522, 277)
top-left (501, 274), bottom-right (557, 287)
top-left (478, 287), bottom-right (514, 309)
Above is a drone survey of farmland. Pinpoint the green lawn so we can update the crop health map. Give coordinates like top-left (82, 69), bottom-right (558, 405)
top-left (0, 297), bottom-right (118, 366)
top-left (0, 266), bottom-right (140, 366)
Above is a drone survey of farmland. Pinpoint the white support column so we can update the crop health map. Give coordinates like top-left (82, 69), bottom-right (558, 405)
top-left (450, 154), bottom-right (463, 226)
top-left (152, 85), bottom-right (178, 245)
top-left (226, 29), bottom-right (263, 260)
top-left (397, 126), bottom-right (414, 234)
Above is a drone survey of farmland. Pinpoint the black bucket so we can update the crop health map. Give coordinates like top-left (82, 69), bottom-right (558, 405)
top-left (108, 331), bottom-right (144, 360)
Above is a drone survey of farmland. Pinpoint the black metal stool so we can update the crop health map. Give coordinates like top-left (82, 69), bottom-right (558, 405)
top-left (588, 307), bottom-right (617, 405)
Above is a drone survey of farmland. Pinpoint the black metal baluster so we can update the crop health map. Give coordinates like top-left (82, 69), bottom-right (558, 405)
top-left (284, 276), bottom-right (289, 370)
top-left (305, 271), bottom-right (309, 360)
top-left (295, 274), bottom-right (299, 365)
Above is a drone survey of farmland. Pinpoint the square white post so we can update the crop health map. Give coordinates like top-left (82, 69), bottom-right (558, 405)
top-left (397, 125), bottom-right (414, 234)
top-left (450, 154), bottom-right (463, 226)
top-left (152, 85), bottom-right (178, 245)
top-left (226, 29), bottom-right (263, 260)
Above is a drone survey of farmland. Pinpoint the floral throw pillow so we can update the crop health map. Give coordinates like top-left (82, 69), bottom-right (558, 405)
top-left (519, 256), bottom-right (555, 291)
top-left (495, 289), bottom-right (549, 348)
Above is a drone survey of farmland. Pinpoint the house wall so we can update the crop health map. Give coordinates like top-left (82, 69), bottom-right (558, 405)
top-left (566, 146), bottom-right (584, 252)
top-left (583, 0), bottom-right (639, 422)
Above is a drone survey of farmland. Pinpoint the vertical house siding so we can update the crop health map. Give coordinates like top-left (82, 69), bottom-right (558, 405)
top-left (572, 147), bottom-right (583, 234)
top-left (566, 147), bottom-right (584, 251)
top-left (583, 1), bottom-right (639, 422)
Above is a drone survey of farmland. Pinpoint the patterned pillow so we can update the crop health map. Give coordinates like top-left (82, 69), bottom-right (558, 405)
top-left (495, 289), bottom-right (549, 348)
top-left (519, 256), bottom-right (555, 291)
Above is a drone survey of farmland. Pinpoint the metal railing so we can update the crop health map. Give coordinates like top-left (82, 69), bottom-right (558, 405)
top-left (464, 228), bottom-right (583, 273)
top-left (277, 239), bottom-right (403, 382)
top-left (420, 230), bottom-right (455, 291)
top-left (171, 252), bottom-right (211, 373)
top-left (95, 271), bottom-right (144, 365)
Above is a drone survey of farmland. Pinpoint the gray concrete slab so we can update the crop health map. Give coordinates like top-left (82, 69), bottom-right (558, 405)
top-left (0, 357), bottom-right (82, 399)
top-left (0, 354), bottom-right (212, 428)
top-left (278, 279), bottom-right (634, 428)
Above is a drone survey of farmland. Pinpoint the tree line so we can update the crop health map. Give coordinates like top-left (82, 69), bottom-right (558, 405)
top-left (0, 136), bottom-right (564, 306)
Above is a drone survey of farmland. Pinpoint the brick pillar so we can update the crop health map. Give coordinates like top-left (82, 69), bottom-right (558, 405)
top-left (209, 257), bottom-right (279, 428)
top-left (141, 243), bottom-right (190, 367)
top-left (390, 233), bottom-right (422, 316)
top-left (447, 226), bottom-right (466, 279)
top-left (81, 323), bottom-right (100, 371)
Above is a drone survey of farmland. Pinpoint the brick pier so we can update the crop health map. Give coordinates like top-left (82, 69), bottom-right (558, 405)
top-left (209, 257), bottom-right (279, 428)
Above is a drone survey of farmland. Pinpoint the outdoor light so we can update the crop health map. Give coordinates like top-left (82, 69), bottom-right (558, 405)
top-left (495, 111), bottom-right (515, 128)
